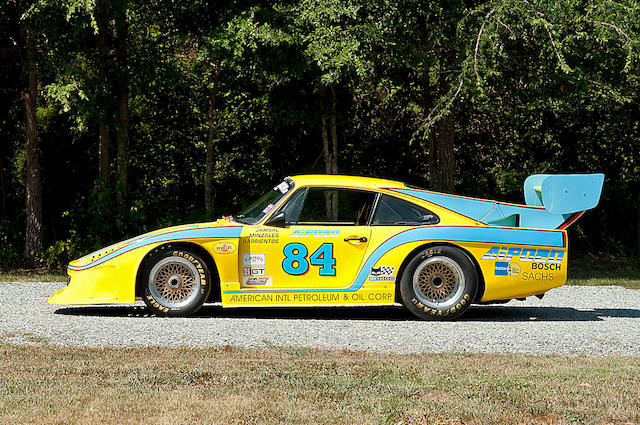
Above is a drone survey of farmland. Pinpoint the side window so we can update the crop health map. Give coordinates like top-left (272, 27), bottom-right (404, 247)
top-left (278, 188), bottom-right (307, 225)
top-left (372, 195), bottom-right (439, 226)
top-left (296, 188), bottom-right (376, 225)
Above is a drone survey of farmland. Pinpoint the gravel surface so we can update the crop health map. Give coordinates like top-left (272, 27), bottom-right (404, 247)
top-left (1, 281), bottom-right (639, 356)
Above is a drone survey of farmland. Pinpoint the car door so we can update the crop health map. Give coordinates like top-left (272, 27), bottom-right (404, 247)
top-left (239, 187), bottom-right (376, 289)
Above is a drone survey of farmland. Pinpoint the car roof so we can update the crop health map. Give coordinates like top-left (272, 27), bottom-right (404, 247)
top-left (290, 174), bottom-right (406, 190)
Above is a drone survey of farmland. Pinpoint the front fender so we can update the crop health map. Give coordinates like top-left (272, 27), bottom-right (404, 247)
top-left (48, 224), bottom-right (243, 305)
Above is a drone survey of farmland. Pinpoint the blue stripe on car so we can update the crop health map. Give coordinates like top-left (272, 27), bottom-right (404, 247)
top-left (223, 225), bottom-right (564, 294)
top-left (68, 226), bottom-right (243, 271)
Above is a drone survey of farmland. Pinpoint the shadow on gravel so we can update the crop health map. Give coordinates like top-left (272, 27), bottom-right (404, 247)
top-left (464, 306), bottom-right (640, 322)
top-left (53, 304), bottom-right (640, 322)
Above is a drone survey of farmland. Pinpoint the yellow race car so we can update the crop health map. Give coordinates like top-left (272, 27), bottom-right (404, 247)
top-left (49, 173), bottom-right (604, 320)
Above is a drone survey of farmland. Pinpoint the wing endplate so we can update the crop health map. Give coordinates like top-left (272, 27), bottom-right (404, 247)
top-left (524, 174), bottom-right (604, 215)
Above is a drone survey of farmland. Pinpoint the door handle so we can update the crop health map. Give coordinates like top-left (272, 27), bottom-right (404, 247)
top-left (344, 236), bottom-right (367, 243)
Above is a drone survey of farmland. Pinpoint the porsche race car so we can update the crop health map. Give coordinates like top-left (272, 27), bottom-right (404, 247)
top-left (49, 173), bottom-right (604, 320)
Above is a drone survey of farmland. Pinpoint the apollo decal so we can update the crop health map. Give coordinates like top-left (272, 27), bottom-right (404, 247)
top-left (291, 230), bottom-right (340, 238)
top-left (481, 246), bottom-right (564, 265)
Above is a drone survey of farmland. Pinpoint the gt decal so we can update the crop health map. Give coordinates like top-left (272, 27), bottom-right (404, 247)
top-left (282, 243), bottom-right (336, 276)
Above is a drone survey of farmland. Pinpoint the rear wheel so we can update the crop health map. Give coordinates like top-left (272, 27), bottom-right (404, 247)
top-left (400, 246), bottom-right (478, 320)
top-left (142, 249), bottom-right (211, 316)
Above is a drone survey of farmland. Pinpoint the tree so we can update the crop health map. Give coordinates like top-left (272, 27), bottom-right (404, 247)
top-left (20, 14), bottom-right (44, 263)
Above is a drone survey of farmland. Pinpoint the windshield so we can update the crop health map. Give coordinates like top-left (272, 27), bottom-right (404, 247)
top-left (235, 179), bottom-right (294, 224)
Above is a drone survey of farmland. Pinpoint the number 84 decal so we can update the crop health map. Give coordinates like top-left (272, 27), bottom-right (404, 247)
top-left (282, 243), bottom-right (336, 276)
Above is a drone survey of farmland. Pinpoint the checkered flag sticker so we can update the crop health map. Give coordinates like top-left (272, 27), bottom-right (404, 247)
top-left (370, 265), bottom-right (395, 276)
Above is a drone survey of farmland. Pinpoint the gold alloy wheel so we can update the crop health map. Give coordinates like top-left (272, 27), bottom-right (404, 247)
top-left (416, 261), bottom-right (457, 300)
top-left (148, 256), bottom-right (202, 308)
top-left (412, 256), bottom-right (465, 307)
top-left (154, 262), bottom-right (195, 303)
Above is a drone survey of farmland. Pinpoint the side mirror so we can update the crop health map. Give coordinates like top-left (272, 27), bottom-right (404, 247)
top-left (265, 211), bottom-right (286, 227)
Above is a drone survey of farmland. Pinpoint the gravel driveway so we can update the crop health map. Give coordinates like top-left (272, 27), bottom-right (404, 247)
top-left (1, 281), bottom-right (639, 356)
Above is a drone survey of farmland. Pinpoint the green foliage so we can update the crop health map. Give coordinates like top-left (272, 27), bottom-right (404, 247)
top-left (0, 220), bottom-right (22, 269)
top-left (1, 0), bottom-right (640, 270)
top-left (39, 237), bottom-right (82, 271)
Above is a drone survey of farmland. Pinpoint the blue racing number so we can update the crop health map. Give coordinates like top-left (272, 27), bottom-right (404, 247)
top-left (309, 243), bottom-right (336, 276)
top-left (283, 243), bottom-right (335, 276)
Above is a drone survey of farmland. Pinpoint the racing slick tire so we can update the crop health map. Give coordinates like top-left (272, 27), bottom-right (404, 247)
top-left (400, 246), bottom-right (478, 320)
top-left (142, 248), bottom-right (212, 317)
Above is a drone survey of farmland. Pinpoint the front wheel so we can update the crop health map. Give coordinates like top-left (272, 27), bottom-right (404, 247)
top-left (400, 246), bottom-right (478, 320)
top-left (142, 248), bottom-right (212, 316)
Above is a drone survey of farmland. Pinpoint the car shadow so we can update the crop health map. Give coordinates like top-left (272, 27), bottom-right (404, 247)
top-left (53, 304), bottom-right (640, 322)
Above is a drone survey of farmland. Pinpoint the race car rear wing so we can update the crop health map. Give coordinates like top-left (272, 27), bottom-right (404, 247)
top-left (390, 173), bottom-right (604, 230)
top-left (523, 174), bottom-right (605, 215)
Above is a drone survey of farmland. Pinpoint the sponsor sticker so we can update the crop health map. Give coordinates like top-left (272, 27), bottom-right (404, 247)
top-left (370, 265), bottom-right (395, 276)
top-left (494, 262), bottom-right (521, 277)
top-left (291, 230), bottom-right (340, 238)
top-left (369, 276), bottom-right (395, 281)
top-left (275, 182), bottom-right (290, 194)
top-left (241, 228), bottom-right (280, 244)
top-left (213, 241), bottom-right (236, 255)
top-left (242, 253), bottom-right (266, 266)
top-left (262, 203), bottom-right (275, 214)
top-left (242, 276), bottom-right (273, 286)
top-left (495, 262), bottom-right (508, 276)
top-left (243, 267), bottom-right (266, 276)
top-left (368, 265), bottom-right (395, 281)
top-left (481, 246), bottom-right (564, 265)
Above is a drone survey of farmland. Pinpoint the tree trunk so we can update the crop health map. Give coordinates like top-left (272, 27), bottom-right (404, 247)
top-left (98, 119), bottom-right (110, 187)
top-left (205, 66), bottom-right (220, 220)
top-left (637, 193), bottom-right (640, 263)
top-left (96, 0), bottom-right (111, 187)
top-left (0, 154), bottom-right (6, 217)
top-left (329, 85), bottom-right (338, 219)
top-left (418, 15), bottom-right (436, 187)
top-left (435, 113), bottom-right (455, 192)
top-left (329, 85), bottom-right (338, 175)
top-left (320, 86), bottom-right (331, 174)
top-left (21, 29), bottom-right (43, 263)
top-left (116, 91), bottom-right (129, 207)
top-left (319, 85), bottom-right (338, 220)
top-left (433, 20), bottom-right (457, 193)
top-left (319, 86), bottom-right (332, 218)
top-left (115, 8), bottom-right (129, 208)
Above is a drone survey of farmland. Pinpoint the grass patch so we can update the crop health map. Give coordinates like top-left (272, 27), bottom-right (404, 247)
top-left (0, 271), bottom-right (66, 282)
top-left (568, 255), bottom-right (640, 289)
top-left (0, 344), bottom-right (638, 425)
